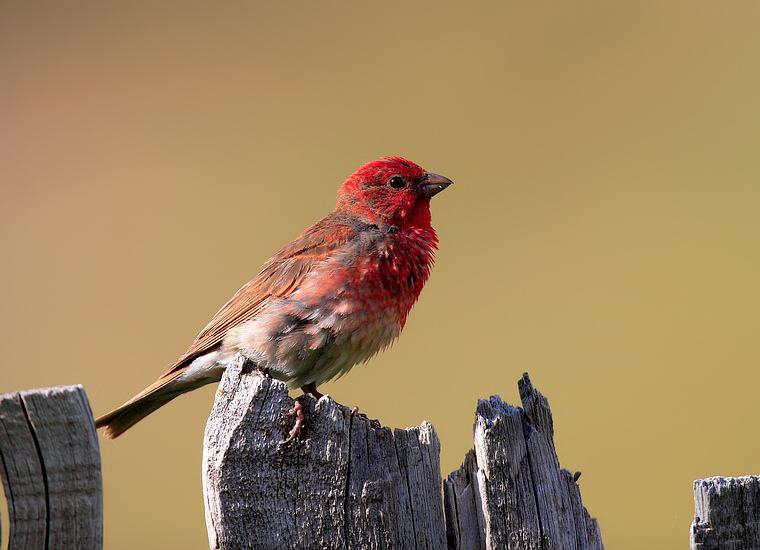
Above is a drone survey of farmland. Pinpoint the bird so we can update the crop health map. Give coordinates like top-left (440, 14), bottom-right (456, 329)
top-left (95, 156), bottom-right (453, 439)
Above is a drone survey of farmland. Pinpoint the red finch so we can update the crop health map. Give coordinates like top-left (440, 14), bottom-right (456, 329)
top-left (96, 157), bottom-right (452, 438)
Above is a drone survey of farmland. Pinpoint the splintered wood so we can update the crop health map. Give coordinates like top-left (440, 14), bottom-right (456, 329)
top-left (444, 374), bottom-right (603, 550)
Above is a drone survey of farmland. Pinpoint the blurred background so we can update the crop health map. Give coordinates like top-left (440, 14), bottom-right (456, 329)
top-left (2, 1), bottom-right (759, 548)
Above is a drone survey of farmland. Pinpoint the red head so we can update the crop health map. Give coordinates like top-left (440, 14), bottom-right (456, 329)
top-left (336, 157), bottom-right (453, 227)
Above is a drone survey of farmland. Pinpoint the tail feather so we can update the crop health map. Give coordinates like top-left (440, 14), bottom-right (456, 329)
top-left (96, 370), bottom-right (189, 438)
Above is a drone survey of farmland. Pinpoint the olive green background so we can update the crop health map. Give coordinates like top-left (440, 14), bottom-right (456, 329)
top-left (2, 2), bottom-right (759, 548)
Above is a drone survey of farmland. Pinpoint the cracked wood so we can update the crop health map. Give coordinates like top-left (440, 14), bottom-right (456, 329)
top-left (443, 374), bottom-right (603, 550)
top-left (203, 355), bottom-right (446, 549)
top-left (0, 385), bottom-right (102, 550)
top-left (691, 476), bottom-right (760, 549)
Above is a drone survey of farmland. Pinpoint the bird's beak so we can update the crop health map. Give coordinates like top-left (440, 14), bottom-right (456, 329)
top-left (419, 173), bottom-right (454, 198)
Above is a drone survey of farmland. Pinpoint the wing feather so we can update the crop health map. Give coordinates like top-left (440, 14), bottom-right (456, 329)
top-left (163, 213), bottom-right (356, 374)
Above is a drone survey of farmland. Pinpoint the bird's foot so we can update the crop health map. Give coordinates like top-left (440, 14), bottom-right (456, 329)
top-left (279, 385), bottom-right (322, 447)
top-left (351, 406), bottom-right (382, 431)
top-left (280, 399), bottom-right (305, 446)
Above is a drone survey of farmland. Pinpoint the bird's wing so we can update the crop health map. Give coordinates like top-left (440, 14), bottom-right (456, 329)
top-left (164, 214), bottom-right (357, 374)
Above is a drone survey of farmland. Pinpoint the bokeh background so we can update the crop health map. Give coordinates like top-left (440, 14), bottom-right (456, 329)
top-left (2, 2), bottom-right (759, 548)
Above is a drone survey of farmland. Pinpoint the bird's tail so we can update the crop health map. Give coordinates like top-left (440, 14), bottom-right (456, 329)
top-left (95, 368), bottom-right (209, 438)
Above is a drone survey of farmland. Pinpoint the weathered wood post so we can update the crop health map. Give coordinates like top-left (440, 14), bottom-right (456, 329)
top-left (203, 355), bottom-right (446, 549)
top-left (691, 476), bottom-right (760, 549)
top-left (444, 374), bottom-right (603, 550)
top-left (203, 356), bottom-right (603, 549)
top-left (0, 385), bottom-right (103, 550)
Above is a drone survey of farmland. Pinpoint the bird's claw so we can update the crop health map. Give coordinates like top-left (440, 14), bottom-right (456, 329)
top-left (280, 400), bottom-right (305, 446)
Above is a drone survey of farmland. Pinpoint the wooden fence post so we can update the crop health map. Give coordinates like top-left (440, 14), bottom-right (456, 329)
top-left (203, 355), bottom-right (446, 549)
top-left (691, 475), bottom-right (760, 549)
top-left (203, 357), bottom-right (603, 549)
top-left (444, 374), bottom-right (603, 550)
top-left (0, 385), bottom-right (103, 550)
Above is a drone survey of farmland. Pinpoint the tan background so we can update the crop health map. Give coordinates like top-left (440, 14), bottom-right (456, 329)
top-left (2, 2), bottom-right (759, 548)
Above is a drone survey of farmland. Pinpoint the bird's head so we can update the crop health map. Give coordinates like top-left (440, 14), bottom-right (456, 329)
top-left (336, 157), bottom-right (453, 227)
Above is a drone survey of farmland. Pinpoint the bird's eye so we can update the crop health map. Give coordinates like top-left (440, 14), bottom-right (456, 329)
top-left (388, 176), bottom-right (405, 189)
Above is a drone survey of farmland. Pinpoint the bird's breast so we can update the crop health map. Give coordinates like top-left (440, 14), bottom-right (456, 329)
top-left (223, 226), bottom-right (437, 386)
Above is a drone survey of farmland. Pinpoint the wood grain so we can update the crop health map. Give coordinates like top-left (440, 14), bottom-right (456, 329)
top-left (0, 385), bottom-right (102, 550)
top-left (203, 355), bottom-right (446, 549)
top-left (691, 476), bottom-right (760, 549)
top-left (444, 374), bottom-right (603, 550)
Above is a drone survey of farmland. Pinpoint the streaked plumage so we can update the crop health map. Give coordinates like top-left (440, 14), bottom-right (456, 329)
top-left (96, 157), bottom-right (452, 438)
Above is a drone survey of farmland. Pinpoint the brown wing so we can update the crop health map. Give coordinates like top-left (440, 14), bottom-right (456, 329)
top-left (164, 213), bottom-right (356, 374)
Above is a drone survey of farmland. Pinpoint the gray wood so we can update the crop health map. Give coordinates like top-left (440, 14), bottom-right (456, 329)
top-left (0, 393), bottom-right (47, 549)
top-left (0, 385), bottom-right (103, 550)
top-left (444, 373), bottom-right (603, 550)
top-left (203, 355), bottom-right (447, 549)
top-left (691, 476), bottom-right (760, 549)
